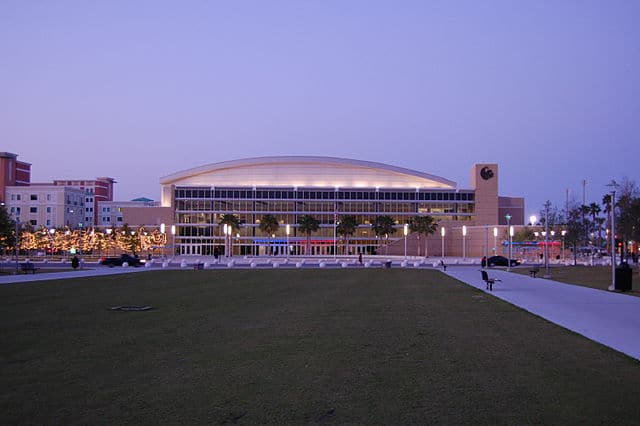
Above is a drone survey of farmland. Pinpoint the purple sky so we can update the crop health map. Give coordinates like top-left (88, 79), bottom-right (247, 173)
top-left (2, 1), bottom-right (639, 216)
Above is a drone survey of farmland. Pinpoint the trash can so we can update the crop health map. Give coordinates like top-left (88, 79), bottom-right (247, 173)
top-left (384, 261), bottom-right (392, 269)
top-left (615, 262), bottom-right (633, 292)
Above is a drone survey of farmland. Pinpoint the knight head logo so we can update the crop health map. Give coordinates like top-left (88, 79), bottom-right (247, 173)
top-left (480, 166), bottom-right (494, 180)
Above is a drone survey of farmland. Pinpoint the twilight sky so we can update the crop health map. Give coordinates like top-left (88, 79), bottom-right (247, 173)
top-left (2, 0), bottom-right (639, 216)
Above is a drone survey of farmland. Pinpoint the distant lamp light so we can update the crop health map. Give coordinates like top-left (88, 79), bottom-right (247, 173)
top-left (529, 215), bottom-right (537, 226)
top-left (160, 223), bottom-right (165, 234)
top-left (462, 225), bottom-right (467, 236)
top-left (509, 226), bottom-right (514, 237)
top-left (441, 226), bottom-right (445, 237)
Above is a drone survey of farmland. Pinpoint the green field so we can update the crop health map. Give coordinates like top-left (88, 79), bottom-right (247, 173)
top-left (2, 269), bottom-right (640, 424)
top-left (512, 265), bottom-right (640, 296)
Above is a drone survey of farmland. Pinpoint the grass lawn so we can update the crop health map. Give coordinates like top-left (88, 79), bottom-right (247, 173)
top-left (512, 265), bottom-right (640, 297)
top-left (2, 269), bottom-right (640, 424)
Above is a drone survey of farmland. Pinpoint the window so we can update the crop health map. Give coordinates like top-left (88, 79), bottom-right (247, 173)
top-left (47, 194), bottom-right (52, 201)
top-left (117, 217), bottom-right (123, 222)
top-left (46, 207), bottom-right (52, 213)
top-left (30, 220), bottom-right (37, 226)
top-left (30, 194), bottom-right (37, 200)
top-left (29, 207), bottom-right (37, 213)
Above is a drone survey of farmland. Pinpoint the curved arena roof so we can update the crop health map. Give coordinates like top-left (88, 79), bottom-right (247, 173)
top-left (160, 156), bottom-right (456, 189)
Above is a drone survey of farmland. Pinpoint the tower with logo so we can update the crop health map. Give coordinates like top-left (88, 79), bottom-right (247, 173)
top-left (471, 163), bottom-right (499, 226)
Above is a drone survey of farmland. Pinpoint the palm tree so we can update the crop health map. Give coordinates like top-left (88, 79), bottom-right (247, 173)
top-left (258, 214), bottom-right (279, 255)
top-left (372, 215), bottom-right (396, 255)
top-left (297, 214), bottom-right (320, 255)
top-left (336, 215), bottom-right (359, 255)
top-left (409, 215), bottom-right (437, 257)
top-left (588, 202), bottom-right (602, 247)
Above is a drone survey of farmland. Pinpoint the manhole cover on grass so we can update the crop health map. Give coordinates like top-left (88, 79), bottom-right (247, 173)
top-left (110, 306), bottom-right (153, 311)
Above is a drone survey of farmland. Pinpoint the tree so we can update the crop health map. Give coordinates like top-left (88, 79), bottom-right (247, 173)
top-left (337, 215), bottom-right (359, 255)
top-left (512, 227), bottom-right (536, 243)
top-left (297, 214), bottom-right (320, 255)
top-left (219, 213), bottom-right (241, 231)
top-left (587, 202), bottom-right (602, 247)
top-left (564, 205), bottom-right (589, 265)
top-left (409, 215), bottom-right (437, 257)
top-left (0, 205), bottom-right (16, 255)
top-left (613, 178), bottom-right (640, 258)
top-left (258, 214), bottom-right (279, 255)
top-left (372, 215), bottom-right (396, 255)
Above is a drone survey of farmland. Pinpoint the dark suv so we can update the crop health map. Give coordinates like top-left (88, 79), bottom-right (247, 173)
top-left (99, 254), bottom-right (143, 267)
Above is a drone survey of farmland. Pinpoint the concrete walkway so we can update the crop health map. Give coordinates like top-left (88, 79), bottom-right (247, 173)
top-left (445, 267), bottom-right (640, 361)
top-left (3, 262), bottom-right (639, 361)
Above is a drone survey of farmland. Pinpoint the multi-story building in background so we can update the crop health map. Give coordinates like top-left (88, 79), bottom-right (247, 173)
top-left (0, 152), bottom-right (31, 203)
top-left (1, 152), bottom-right (119, 229)
top-left (97, 198), bottom-right (171, 229)
top-left (53, 177), bottom-right (116, 226)
top-left (4, 184), bottom-right (85, 229)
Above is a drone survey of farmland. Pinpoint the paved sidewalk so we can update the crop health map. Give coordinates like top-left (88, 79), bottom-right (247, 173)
top-left (0, 267), bottom-right (147, 284)
top-left (446, 267), bottom-right (640, 361)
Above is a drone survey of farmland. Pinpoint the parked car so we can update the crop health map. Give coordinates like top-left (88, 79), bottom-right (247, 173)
top-left (99, 254), bottom-right (144, 267)
top-left (482, 255), bottom-right (520, 267)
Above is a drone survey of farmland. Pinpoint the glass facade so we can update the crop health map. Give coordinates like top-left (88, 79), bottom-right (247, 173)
top-left (174, 186), bottom-right (475, 256)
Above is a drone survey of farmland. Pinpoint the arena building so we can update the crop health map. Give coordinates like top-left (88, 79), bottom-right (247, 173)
top-left (159, 156), bottom-right (524, 257)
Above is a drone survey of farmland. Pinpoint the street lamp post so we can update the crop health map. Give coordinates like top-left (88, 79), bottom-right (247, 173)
top-left (509, 225), bottom-right (514, 272)
top-left (160, 223), bottom-right (166, 258)
top-left (49, 228), bottom-right (56, 260)
top-left (170, 225), bottom-right (176, 257)
top-left (14, 220), bottom-right (21, 274)
top-left (493, 227), bottom-right (498, 255)
top-left (561, 230), bottom-right (567, 264)
top-left (607, 182), bottom-right (617, 291)
top-left (544, 201), bottom-right (551, 277)
top-left (462, 225), bottom-right (467, 261)
top-left (440, 226), bottom-right (445, 261)
top-left (403, 224), bottom-right (408, 260)
top-left (505, 214), bottom-right (512, 271)
top-left (286, 224), bottom-right (290, 260)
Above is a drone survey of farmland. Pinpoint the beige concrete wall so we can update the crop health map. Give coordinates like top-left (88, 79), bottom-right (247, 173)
top-left (122, 207), bottom-right (173, 227)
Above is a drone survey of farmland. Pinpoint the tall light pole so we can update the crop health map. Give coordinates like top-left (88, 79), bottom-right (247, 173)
top-left (223, 224), bottom-right (228, 257)
top-left (49, 228), bottom-right (56, 260)
top-left (403, 223), bottom-right (408, 260)
top-left (493, 227), bottom-right (498, 255)
top-left (508, 225), bottom-right (514, 272)
top-left (561, 230), bottom-right (567, 264)
top-left (14, 220), bottom-right (21, 274)
top-left (505, 214), bottom-right (512, 271)
top-left (170, 225), bottom-right (176, 257)
top-left (544, 201), bottom-right (551, 277)
top-left (607, 181), bottom-right (617, 291)
top-left (286, 224), bottom-right (290, 260)
top-left (462, 225), bottom-right (467, 261)
top-left (160, 223), bottom-right (166, 258)
top-left (440, 226), bottom-right (445, 261)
